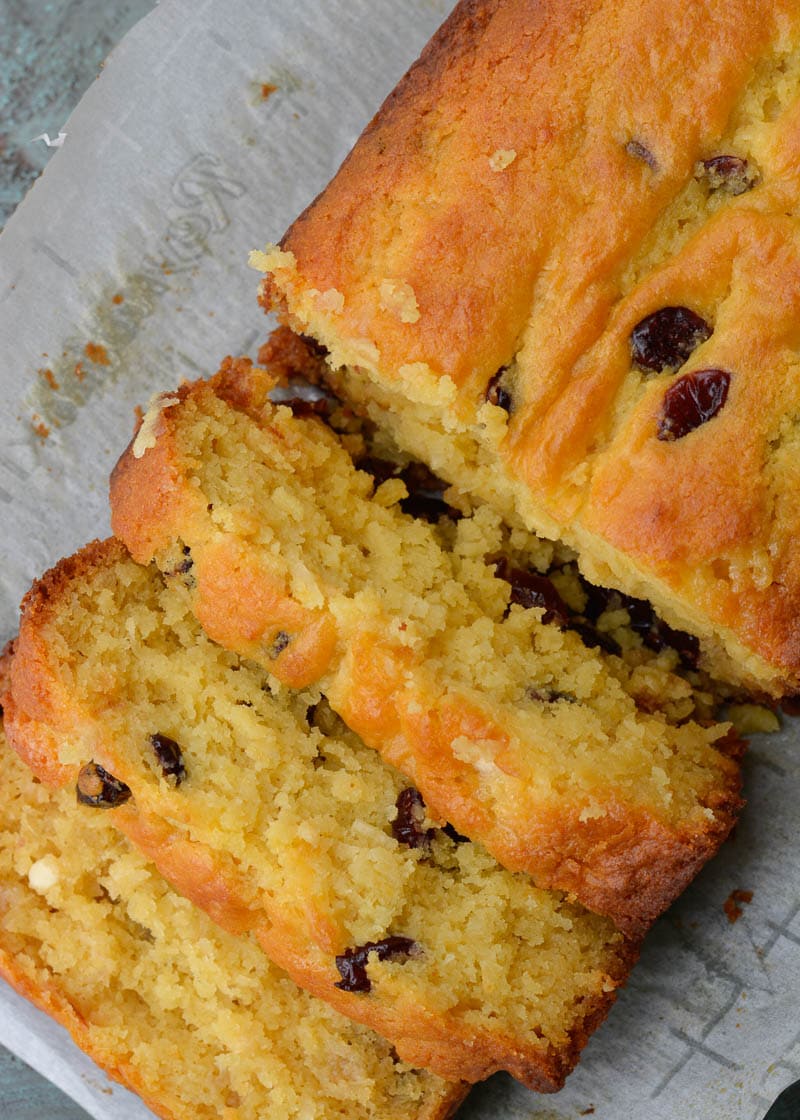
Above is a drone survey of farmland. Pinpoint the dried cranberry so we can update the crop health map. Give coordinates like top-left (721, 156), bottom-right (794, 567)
top-left (335, 937), bottom-right (420, 993)
top-left (569, 619), bottom-right (622, 657)
top-left (700, 155), bottom-right (758, 196)
top-left (619, 595), bottom-right (653, 633)
top-left (581, 584), bottom-right (616, 622)
top-left (553, 561), bottom-right (616, 622)
top-left (552, 561), bottom-right (699, 667)
top-left (602, 591), bottom-right (699, 667)
top-left (442, 822), bottom-right (470, 844)
top-left (494, 558), bottom-right (570, 627)
top-left (77, 762), bottom-right (132, 809)
top-left (149, 733), bottom-right (186, 785)
top-left (630, 307), bottom-right (712, 373)
top-left (392, 788), bottom-right (434, 849)
top-left (485, 368), bottom-right (513, 413)
top-left (657, 368), bottom-right (730, 441)
top-left (171, 545), bottom-right (193, 575)
top-left (625, 139), bottom-right (658, 171)
top-left (782, 696), bottom-right (800, 718)
top-left (399, 462), bottom-right (461, 523)
top-left (651, 620), bottom-right (700, 669)
top-left (358, 456), bottom-right (461, 522)
top-left (268, 631), bottom-right (291, 658)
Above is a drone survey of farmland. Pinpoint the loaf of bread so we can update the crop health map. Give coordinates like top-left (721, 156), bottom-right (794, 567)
top-left (0, 677), bottom-right (464, 1120)
top-left (255, 0), bottom-right (800, 699)
top-left (5, 538), bottom-right (638, 1091)
top-left (110, 358), bottom-right (742, 935)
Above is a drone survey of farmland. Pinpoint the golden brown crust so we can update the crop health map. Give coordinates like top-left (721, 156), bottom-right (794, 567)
top-left (272, 0), bottom-right (787, 388)
top-left (574, 211), bottom-right (800, 687)
top-left (109, 400), bottom-right (199, 567)
top-left (10, 540), bottom-right (131, 756)
top-left (257, 326), bottom-right (331, 387)
top-left (192, 536), bottom-right (339, 690)
top-left (262, 0), bottom-right (800, 694)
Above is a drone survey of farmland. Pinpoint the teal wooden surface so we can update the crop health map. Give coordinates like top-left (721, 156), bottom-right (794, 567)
top-left (0, 6), bottom-right (157, 1116)
top-left (0, 1049), bottom-right (89, 1120)
top-left (0, 0), bottom-right (157, 228)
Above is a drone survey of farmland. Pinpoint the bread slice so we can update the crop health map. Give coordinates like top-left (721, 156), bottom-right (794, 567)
top-left (5, 538), bottom-right (638, 1091)
top-left (255, 0), bottom-right (800, 698)
top-left (0, 678), bottom-right (464, 1120)
top-left (110, 359), bottom-right (742, 935)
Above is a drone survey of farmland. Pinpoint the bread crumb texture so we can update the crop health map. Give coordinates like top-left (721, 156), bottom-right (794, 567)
top-left (110, 372), bottom-right (742, 934)
top-left (0, 724), bottom-right (460, 1120)
top-left (8, 539), bottom-right (635, 1089)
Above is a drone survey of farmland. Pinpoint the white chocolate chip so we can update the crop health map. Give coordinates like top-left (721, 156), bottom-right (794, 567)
top-left (379, 280), bottom-right (420, 324)
top-left (489, 148), bottom-right (517, 172)
top-left (28, 856), bottom-right (60, 893)
top-left (132, 392), bottom-right (180, 459)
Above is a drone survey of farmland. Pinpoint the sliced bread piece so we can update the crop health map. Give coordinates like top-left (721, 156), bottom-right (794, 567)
top-left (6, 539), bottom-right (637, 1091)
top-left (110, 360), bottom-right (743, 935)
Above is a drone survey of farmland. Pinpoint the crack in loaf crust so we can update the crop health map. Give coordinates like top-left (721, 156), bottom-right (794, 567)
top-left (109, 362), bottom-right (742, 936)
top-left (6, 539), bottom-right (639, 1091)
top-left (0, 690), bottom-right (464, 1120)
top-left (256, 0), bottom-right (800, 697)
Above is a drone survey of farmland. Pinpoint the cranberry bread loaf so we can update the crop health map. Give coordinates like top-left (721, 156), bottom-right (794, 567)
top-left (110, 360), bottom-right (742, 935)
top-left (255, 0), bottom-right (800, 698)
top-left (5, 539), bottom-right (638, 1091)
top-left (0, 700), bottom-right (464, 1120)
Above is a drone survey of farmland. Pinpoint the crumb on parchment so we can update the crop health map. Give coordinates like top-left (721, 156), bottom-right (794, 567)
top-left (84, 342), bottom-right (110, 366)
top-left (724, 889), bottom-right (753, 923)
top-left (39, 368), bottom-right (59, 391)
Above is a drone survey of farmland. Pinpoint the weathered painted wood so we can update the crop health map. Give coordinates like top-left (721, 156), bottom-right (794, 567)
top-left (0, 0), bottom-right (157, 227)
top-left (0, 1047), bottom-right (92, 1119)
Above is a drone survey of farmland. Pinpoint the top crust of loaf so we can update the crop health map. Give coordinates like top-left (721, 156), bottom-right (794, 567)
top-left (259, 0), bottom-right (800, 696)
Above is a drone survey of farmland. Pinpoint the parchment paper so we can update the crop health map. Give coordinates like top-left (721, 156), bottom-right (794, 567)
top-left (0, 2), bottom-right (797, 1117)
